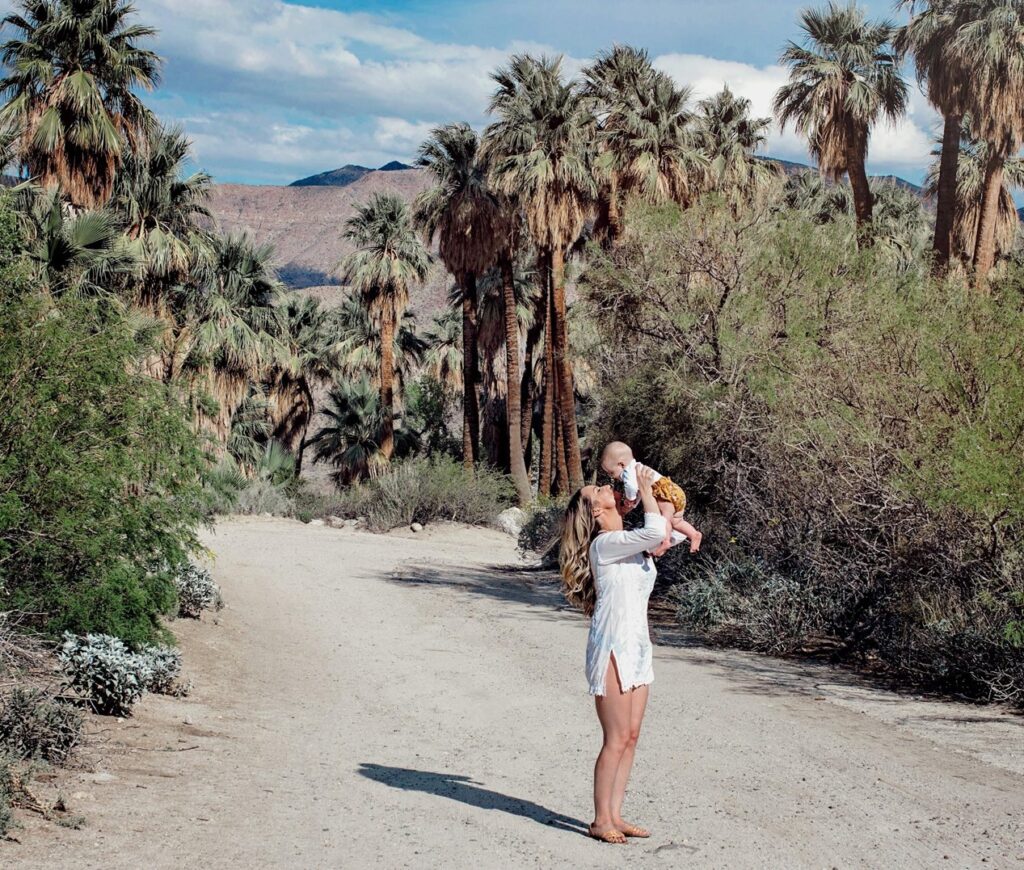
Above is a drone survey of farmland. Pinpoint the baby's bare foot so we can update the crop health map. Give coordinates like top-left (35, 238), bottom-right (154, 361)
top-left (689, 530), bottom-right (703, 553)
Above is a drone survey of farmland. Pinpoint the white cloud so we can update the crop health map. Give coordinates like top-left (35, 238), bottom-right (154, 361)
top-left (654, 52), bottom-right (938, 171)
top-left (0, 0), bottom-right (939, 181)
top-left (140, 0), bottom-right (510, 121)
top-left (372, 117), bottom-right (435, 155)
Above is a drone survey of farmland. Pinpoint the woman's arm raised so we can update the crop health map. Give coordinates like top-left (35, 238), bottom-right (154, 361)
top-left (591, 466), bottom-right (666, 564)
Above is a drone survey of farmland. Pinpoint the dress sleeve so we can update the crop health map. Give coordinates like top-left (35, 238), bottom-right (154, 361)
top-left (592, 513), bottom-right (667, 565)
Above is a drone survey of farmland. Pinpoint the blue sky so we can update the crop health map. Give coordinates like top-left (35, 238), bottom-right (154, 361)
top-left (0, 0), bottom-right (941, 186)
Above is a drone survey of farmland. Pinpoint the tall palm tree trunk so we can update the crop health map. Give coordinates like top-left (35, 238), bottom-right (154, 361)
top-left (972, 150), bottom-right (1005, 289)
top-left (602, 175), bottom-right (622, 248)
top-left (553, 407), bottom-right (570, 496)
top-left (550, 246), bottom-right (584, 490)
top-left (538, 259), bottom-right (556, 497)
top-left (461, 273), bottom-right (481, 467)
top-left (520, 297), bottom-right (544, 450)
top-left (500, 254), bottom-right (532, 505)
top-left (379, 304), bottom-right (397, 460)
top-left (932, 113), bottom-right (961, 273)
top-left (845, 124), bottom-right (873, 247)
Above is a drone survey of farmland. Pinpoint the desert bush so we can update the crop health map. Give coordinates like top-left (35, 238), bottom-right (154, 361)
top-left (174, 564), bottom-right (222, 619)
top-left (517, 503), bottom-right (566, 567)
top-left (335, 456), bottom-right (514, 532)
top-left (0, 752), bottom-right (14, 836)
top-left (230, 478), bottom-right (296, 516)
top-left (139, 645), bottom-right (183, 695)
top-left (577, 197), bottom-right (1024, 704)
top-left (57, 633), bottom-right (153, 716)
top-left (202, 444), bottom-right (299, 517)
top-left (0, 237), bottom-right (205, 645)
top-left (0, 688), bottom-right (82, 765)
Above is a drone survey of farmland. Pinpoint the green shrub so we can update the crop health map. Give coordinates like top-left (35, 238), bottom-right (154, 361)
top-left (0, 688), bottom-right (82, 765)
top-left (0, 278), bottom-right (205, 645)
top-left (577, 197), bottom-right (1024, 704)
top-left (334, 456), bottom-right (514, 532)
top-left (174, 564), bottom-right (222, 619)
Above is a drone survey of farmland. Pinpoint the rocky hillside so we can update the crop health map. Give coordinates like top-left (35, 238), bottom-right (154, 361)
top-left (206, 158), bottom-right (933, 320)
top-left (207, 165), bottom-right (451, 317)
top-left (289, 160), bottom-right (414, 188)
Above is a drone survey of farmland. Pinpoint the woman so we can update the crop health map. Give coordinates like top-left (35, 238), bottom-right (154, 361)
top-left (560, 465), bottom-right (686, 844)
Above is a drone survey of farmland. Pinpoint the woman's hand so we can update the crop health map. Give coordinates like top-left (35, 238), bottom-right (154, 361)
top-left (636, 465), bottom-right (660, 516)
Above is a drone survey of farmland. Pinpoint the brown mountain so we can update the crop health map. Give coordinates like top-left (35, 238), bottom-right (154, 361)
top-left (207, 166), bottom-right (451, 316)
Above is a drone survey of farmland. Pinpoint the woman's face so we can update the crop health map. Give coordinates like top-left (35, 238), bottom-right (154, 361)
top-left (582, 483), bottom-right (616, 516)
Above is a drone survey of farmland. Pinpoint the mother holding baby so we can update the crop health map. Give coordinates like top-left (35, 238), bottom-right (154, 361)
top-left (559, 452), bottom-right (688, 844)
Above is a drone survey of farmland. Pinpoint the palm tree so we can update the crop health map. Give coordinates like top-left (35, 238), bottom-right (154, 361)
top-left (485, 54), bottom-right (595, 493)
top-left (943, 1), bottom-right (1024, 285)
top-left (185, 233), bottom-right (284, 446)
top-left (583, 46), bottom-right (706, 244)
top-left (111, 123), bottom-right (213, 296)
top-left (18, 184), bottom-right (137, 296)
top-left (423, 306), bottom-right (463, 396)
top-left (339, 193), bottom-right (430, 461)
top-left (925, 118), bottom-right (1024, 265)
top-left (774, 2), bottom-right (908, 244)
top-left (0, 0), bottom-right (161, 209)
top-left (331, 294), bottom-right (426, 407)
top-left (870, 181), bottom-right (930, 263)
top-left (265, 295), bottom-right (335, 476)
top-left (308, 377), bottom-right (418, 486)
top-left (696, 86), bottom-right (778, 207)
top-left (783, 170), bottom-right (855, 222)
top-left (226, 385), bottom-right (271, 474)
top-left (475, 261), bottom-right (539, 473)
top-left (895, 1), bottom-right (970, 271)
top-left (414, 123), bottom-right (503, 470)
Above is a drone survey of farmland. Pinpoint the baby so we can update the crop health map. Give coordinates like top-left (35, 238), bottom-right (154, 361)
top-left (600, 441), bottom-right (702, 557)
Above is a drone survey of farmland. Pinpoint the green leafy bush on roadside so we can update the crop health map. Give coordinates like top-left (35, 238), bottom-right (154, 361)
top-left (0, 250), bottom-right (205, 645)
top-left (577, 197), bottom-right (1024, 704)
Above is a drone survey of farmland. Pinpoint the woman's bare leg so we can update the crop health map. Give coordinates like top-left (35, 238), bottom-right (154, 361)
top-left (610, 683), bottom-right (649, 832)
top-left (592, 654), bottom-right (631, 839)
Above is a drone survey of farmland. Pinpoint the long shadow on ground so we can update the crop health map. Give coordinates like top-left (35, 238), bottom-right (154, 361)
top-left (383, 559), bottom-right (1024, 719)
top-left (357, 763), bottom-right (589, 835)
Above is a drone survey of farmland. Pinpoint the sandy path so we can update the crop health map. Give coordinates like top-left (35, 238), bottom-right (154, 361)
top-left (8, 516), bottom-right (1024, 869)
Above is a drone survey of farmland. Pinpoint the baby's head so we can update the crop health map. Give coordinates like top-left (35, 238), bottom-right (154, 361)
top-left (600, 441), bottom-right (634, 481)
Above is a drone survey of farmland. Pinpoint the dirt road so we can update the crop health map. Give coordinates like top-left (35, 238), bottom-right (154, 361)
top-left (9, 517), bottom-right (1024, 868)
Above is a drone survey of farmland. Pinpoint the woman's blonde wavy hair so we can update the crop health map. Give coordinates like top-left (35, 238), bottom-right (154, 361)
top-left (559, 488), bottom-right (599, 616)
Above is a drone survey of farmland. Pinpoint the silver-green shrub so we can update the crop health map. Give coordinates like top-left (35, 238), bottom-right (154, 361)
top-left (138, 645), bottom-right (183, 695)
top-left (58, 633), bottom-right (153, 716)
top-left (174, 563), bottom-right (222, 619)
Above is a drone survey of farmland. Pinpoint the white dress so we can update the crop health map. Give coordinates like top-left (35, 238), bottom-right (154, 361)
top-left (586, 512), bottom-right (687, 696)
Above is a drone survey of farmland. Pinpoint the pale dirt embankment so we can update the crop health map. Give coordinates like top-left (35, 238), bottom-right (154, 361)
top-left (7, 516), bottom-right (1024, 869)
